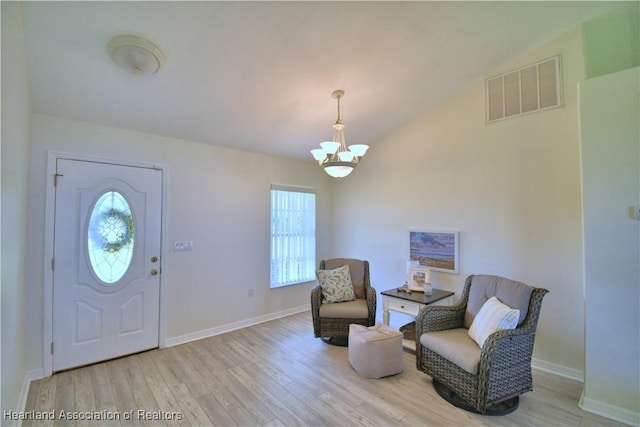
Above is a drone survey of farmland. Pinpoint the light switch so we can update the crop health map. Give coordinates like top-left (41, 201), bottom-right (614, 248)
top-left (174, 241), bottom-right (193, 252)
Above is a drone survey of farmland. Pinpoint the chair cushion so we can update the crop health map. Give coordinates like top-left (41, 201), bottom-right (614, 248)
top-left (319, 298), bottom-right (369, 319)
top-left (464, 275), bottom-right (533, 329)
top-left (317, 264), bottom-right (356, 303)
top-left (323, 258), bottom-right (366, 299)
top-left (420, 328), bottom-right (481, 375)
top-left (468, 297), bottom-right (520, 348)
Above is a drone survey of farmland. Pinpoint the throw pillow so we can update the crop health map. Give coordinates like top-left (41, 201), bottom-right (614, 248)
top-left (468, 296), bottom-right (520, 348)
top-left (317, 264), bottom-right (356, 303)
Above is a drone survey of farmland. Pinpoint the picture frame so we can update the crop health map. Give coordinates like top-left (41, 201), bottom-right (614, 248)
top-left (408, 267), bottom-right (430, 291)
top-left (409, 230), bottom-right (459, 274)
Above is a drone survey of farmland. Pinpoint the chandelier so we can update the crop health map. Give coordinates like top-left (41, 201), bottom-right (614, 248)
top-left (311, 90), bottom-right (369, 178)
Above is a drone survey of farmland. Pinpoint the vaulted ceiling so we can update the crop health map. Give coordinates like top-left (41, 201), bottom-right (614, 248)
top-left (20, 1), bottom-right (619, 160)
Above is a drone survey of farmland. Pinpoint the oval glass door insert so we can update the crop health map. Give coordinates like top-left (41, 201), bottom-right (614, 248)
top-left (87, 191), bottom-right (135, 284)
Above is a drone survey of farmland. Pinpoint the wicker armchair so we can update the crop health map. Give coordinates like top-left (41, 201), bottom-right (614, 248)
top-left (415, 274), bottom-right (548, 414)
top-left (311, 259), bottom-right (376, 343)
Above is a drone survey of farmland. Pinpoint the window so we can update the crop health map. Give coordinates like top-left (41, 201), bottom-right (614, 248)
top-left (270, 185), bottom-right (316, 288)
top-left (87, 190), bottom-right (135, 285)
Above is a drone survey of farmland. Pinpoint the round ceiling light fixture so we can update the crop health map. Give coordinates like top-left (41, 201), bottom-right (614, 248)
top-left (107, 35), bottom-right (164, 75)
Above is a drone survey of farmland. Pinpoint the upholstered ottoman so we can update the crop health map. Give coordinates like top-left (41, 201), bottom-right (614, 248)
top-left (348, 323), bottom-right (404, 378)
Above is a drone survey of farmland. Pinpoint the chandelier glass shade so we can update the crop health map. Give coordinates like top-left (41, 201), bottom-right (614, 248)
top-left (311, 90), bottom-right (368, 178)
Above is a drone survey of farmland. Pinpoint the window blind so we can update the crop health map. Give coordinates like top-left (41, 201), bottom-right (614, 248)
top-left (270, 185), bottom-right (316, 288)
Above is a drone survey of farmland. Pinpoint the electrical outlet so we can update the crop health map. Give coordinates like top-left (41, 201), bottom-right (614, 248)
top-left (174, 240), bottom-right (193, 252)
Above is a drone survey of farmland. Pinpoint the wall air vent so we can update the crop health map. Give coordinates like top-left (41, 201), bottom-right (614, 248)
top-left (486, 55), bottom-right (562, 123)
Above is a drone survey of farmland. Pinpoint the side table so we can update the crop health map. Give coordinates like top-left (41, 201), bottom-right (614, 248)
top-left (381, 287), bottom-right (455, 350)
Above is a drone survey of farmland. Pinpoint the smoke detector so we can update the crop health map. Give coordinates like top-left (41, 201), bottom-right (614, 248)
top-left (107, 35), bottom-right (164, 75)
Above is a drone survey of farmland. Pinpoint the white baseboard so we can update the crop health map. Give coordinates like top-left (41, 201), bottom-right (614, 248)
top-left (164, 304), bottom-right (310, 347)
top-left (531, 359), bottom-right (639, 426)
top-left (11, 369), bottom-right (46, 427)
top-left (580, 392), bottom-right (640, 426)
top-left (532, 357), bottom-right (584, 382)
top-left (19, 369), bottom-right (45, 406)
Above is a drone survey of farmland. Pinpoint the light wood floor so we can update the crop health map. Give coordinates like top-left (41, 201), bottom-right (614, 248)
top-left (24, 312), bottom-right (625, 427)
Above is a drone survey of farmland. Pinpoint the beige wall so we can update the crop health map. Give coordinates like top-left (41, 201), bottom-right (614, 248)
top-left (1, 1), bottom-right (34, 415)
top-left (580, 67), bottom-right (639, 422)
top-left (332, 27), bottom-right (588, 375)
top-left (25, 113), bottom-right (332, 369)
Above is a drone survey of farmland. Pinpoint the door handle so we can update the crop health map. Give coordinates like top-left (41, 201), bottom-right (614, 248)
top-left (150, 269), bottom-right (159, 276)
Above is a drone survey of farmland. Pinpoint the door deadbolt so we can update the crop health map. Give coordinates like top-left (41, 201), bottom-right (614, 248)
top-left (151, 256), bottom-right (158, 263)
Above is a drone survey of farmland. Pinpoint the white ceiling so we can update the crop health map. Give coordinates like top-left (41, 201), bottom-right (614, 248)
top-left (20, 1), bottom-right (619, 161)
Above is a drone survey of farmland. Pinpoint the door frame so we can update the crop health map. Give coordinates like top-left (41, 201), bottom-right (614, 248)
top-left (43, 150), bottom-right (169, 376)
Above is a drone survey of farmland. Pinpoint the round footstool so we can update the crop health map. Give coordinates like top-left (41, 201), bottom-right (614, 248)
top-left (348, 323), bottom-right (404, 378)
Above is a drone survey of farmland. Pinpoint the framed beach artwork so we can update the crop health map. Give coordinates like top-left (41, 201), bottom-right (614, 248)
top-left (409, 230), bottom-right (459, 274)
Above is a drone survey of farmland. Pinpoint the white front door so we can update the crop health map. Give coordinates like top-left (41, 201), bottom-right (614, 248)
top-left (52, 159), bottom-right (162, 372)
